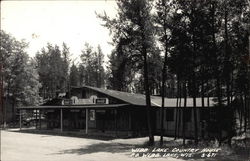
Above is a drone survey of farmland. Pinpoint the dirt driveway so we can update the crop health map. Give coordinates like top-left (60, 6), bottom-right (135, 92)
top-left (1, 130), bottom-right (185, 161)
top-left (1, 130), bottom-right (249, 161)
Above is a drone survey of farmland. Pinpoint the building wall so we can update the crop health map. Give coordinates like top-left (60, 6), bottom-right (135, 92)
top-left (156, 108), bottom-right (202, 138)
top-left (43, 105), bottom-right (154, 137)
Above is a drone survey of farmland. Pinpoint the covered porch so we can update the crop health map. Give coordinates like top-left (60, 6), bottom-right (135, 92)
top-left (18, 104), bottom-right (151, 137)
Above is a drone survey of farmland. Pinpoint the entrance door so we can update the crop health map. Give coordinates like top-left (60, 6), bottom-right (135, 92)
top-left (96, 110), bottom-right (106, 132)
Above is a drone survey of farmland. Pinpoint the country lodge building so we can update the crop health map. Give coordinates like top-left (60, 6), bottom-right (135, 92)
top-left (19, 86), bottom-right (231, 139)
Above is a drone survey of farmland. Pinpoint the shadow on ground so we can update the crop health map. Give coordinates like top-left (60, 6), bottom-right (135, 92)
top-left (52, 138), bottom-right (250, 161)
top-left (50, 139), bottom-right (188, 156)
top-left (6, 128), bottom-right (249, 160)
top-left (7, 128), bottom-right (116, 141)
top-left (52, 142), bottom-right (136, 155)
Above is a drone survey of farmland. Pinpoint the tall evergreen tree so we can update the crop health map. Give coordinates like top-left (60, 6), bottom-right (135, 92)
top-left (79, 43), bottom-right (106, 88)
top-left (36, 43), bottom-right (70, 98)
top-left (154, 0), bottom-right (174, 146)
top-left (0, 30), bottom-right (40, 122)
top-left (98, 0), bottom-right (157, 145)
top-left (107, 39), bottom-right (136, 91)
top-left (61, 43), bottom-right (71, 92)
top-left (69, 63), bottom-right (79, 87)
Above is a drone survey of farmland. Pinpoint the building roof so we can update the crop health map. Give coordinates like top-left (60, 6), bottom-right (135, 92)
top-left (19, 104), bottom-right (130, 109)
top-left (83, 86), bottom-right (159, 106)
top-left (83, 86), bottom-right (219, 108)
top-left (19, 86), bottom-right (221, 110)
top-left (151, 96), bottom-right (219, 107)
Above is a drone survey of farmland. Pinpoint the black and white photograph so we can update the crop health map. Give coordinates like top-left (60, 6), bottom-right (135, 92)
top-left (0, 0), bottom-right (250, 161)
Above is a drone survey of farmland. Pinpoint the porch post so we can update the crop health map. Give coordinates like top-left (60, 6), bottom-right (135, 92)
top-left (60, 108), bottom-right (63, 132)
top-left (129, 111), bottom-right (132, 130)
top-left (35, 109), bottom-right (38, 129)
top-left (115, 109), bottom-right (117, 137)
top-left (19, 109), bottom-right (22, 130)
top-left (85, 108), bottom-right (88, 134)
top-left (39, 109), bottom-right (41, 129)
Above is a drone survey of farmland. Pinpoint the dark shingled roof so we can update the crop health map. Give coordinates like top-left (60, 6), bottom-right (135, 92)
top-left (84, 86), bottom-right (159, 106)
top-left (151, 96), bottom-right (218, 107)
top-left (19, 104), bottom-right (129, 109)
top-left (19, 86), bottom-right (219, 109)
top-left (84, 86), bottom-right (218, 107)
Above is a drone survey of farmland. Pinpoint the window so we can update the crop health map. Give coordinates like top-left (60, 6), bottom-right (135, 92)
top-left (165, 109), bottom-right (174, 121)
top-left (89, 110), bottom-right (95, 121)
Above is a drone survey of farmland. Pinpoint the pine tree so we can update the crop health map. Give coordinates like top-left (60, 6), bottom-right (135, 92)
top-left (79, 43), bottom-right (106, 88)
top-left (98, 0), bottom-right (157, 145)
top-left (0, 30), bottom-right (40, 122)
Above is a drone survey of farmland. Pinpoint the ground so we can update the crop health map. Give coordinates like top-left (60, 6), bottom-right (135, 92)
top-left (1, 129), bottom-right (249, 161)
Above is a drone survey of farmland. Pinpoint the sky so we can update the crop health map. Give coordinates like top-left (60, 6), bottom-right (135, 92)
top-left (1, 0), bottom-right (117, 63)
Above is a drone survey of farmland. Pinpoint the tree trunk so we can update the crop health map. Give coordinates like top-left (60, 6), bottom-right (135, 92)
top-left (201, 74), bottom-right (205, 141)
top-left (160, 35), bottom-right (168, 146)
top-left (239, 94), bottom-right (244, 133)
top-left (142, 40), bottom-right (154, 146)
top-left (224, 7), bottom-right (231, 108)
top-left (177, 82), bottom-right (182, 138)
top-left (12, 100), bottom-right (16, 122)
top-left (174, 79), bottom-right (180, 139)
top-left (201, 77), bottom-right (205, 108)
top-left (190, 5), bottom-right (199, 145)
top-left (224, 5), bottom-right (233, 147)
top-left (0, 63), bottom-right (4, 125)
top-left (193, 88), bottom-right (198, 145)
top-left (211, 2), bottom-right (222, 146)
top-left (192, 28), bottom-right (198, 146)
top-left (182, 81), bottom-right (187, 145)
top-left (160, 80), bottom-right (165, 146)
top-left (244, 94), bottom-right (247, 133)
top-left (207, 82), bottom-right (210, 107)
top-left (216, 76), bottom-right (223, 146)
